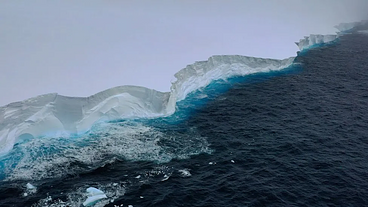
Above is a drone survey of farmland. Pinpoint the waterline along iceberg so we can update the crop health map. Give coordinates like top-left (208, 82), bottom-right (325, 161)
top-left (0, 55), bottom-right (295, 156)
top-left (295, 34), bottom-right (337, 51)
top-left (1, 21), bottom-right (367, 156)
top-left (295, 20), bottom-right (368, 52)
top-left (335, 20), bottom-right (368, 34)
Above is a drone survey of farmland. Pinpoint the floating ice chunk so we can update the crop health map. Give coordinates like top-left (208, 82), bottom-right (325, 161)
top-left (26, 183), bottom-right (36, 190)
top-left (178, 169), bottom-right (191, 177)
top-left (23, 183), bottom-right (37, 196)
top-left (231, 160), bottom-right (235, 163)
top-left (161, 174), bottom-right (170, 181)
top-left (25, 182), bottom-right (37, 196)
top-left (83, 187), bottom-right (107, 206)
top-left (86, 187), bottom-right (105, 196)
top-left (83, 194), bottom-right (108, 206)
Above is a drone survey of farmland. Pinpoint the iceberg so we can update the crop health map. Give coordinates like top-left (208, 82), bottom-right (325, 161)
top-left (295, 20), bottom-right (368, 52)
top-left (1, 20), bottom-right (366, 156)
top-left (0, 55), bottom-right (295, 156)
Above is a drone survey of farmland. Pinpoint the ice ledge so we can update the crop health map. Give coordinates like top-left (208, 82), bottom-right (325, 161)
top-left (0, 55), bottom-right (295, 156)
top-left (295, 20), bottom-right (368, 52)
top-left (295, 34), bottom-right (338, 51)
top-left (3, 20), bottom-right (366, 156)
top-left (335, 20), bottom-right (368, 34)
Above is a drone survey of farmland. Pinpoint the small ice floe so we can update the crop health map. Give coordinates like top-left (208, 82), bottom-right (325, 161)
top-left (231, 160), bottom-right (235, 163)
top-left (26, 183), bottom-right (36, 190)
top-left (209, 161), bottom-right (216, 165)
top-left (178, 169), bottom-right (191, 177)
top-left (83, 187), bottom-right (107, 206)
top-left (140, 196), bottom-right (144, 199)
top-left (24, 183), bottom-right (37, 196)
top-left (135, 175), bottom-right (141, 179)
top-left (161, 174), bottom-right (170, 181)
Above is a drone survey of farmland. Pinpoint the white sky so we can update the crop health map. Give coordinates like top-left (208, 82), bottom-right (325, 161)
top-left (1, 0), bottom-right (367, 106)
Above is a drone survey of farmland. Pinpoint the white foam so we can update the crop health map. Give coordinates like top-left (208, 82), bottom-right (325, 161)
top-left (5, 121), bottom-right (210, 181)
top-left (33, 182), bottom-right (125, 207)
top-left (178, 169), bottom-right (191, 177)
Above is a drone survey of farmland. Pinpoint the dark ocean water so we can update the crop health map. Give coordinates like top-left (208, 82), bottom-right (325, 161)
top-left (1, 33), bottom-right (368, 207)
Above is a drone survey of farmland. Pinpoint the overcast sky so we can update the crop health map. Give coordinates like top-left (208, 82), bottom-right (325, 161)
top-left (1, 0), bottom-right (367, 106)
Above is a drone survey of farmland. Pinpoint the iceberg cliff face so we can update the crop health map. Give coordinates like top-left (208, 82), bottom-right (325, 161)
top-left (295, 34), bottom-right (338, 51)
top-left (0, 86), bottom-right (170, 155)
top-left (0, 55), bottom-right (295, 156)
top-left (167, 55), bottom-right (295, 114)
top-left (295, 20), bottom-right (368, 52)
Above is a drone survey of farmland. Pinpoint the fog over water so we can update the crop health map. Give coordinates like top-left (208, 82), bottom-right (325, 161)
top-left (1, 0), bottom-right (367, 106)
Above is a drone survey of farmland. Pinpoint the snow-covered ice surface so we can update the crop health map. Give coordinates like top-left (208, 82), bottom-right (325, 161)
top-left (4, 20), bottom-right (367, 156)
top-left (0, 55), bottom-right (295, 156)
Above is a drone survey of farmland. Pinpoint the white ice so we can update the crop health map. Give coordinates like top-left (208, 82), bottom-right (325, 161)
top-left (26, 183), bottom-right (36, 190)
top-left (1, 21), bottom-right (366, 156)
top-left (83, 187), bottom-right (107, 206)
top-left (295, 20), bottom-right (368, 52)
top-left (0, 55), bottom-right (294, 156)
top-left (295, 34), bottom-right (337, 51)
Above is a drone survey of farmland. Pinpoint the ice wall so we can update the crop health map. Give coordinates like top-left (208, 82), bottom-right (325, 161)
top-left (295, 34), bottom-right (338, 51)
top-left (0, 86), bottom-right (170, 155)
top-left (0, 55), bottom-right (294, 156)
